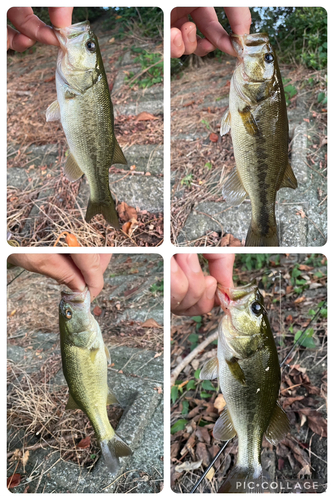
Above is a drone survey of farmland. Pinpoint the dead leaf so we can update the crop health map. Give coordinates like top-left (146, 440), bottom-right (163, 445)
top-left (22, 450), bottom-right (29, 468)
top-left (7, 474), bottom-right (21, 488)
top-left (93, 306), bottom-right (102, 316)
top-left (117, 201), bottom-right (138, 222)
top-left (196, 442), bottom-right (211, 467)
top-left (209, 133), bottom-right (218, 143)
top-left (294, 296), bottom-right (306, 304)
top-left (109, 37), bottom-right (115, 43)
top-left (77, 436), bottom-right (91, 449)
top-left (9, 309), bottom-right (16, 317)
top-left (154, 352), bottom-right (162, 358)
top-left (130, 165), bottom-right (136, 171)
top-left (135, 111), bottom-right (159, 121)
top-left (220, 233), bottom-right (243, 247)
top-left (122, 218), bottom-right (138, 237)
top-left (296, 209), bottom-right (306, 218)
top-left (214, 393), bottom-right (226, 412)
top-left (175, 459), bottom-right (202, 472)
top-left (196, 426), bottom-right (211, 445)
top-left (206, 466), bottom-right (215, 481)
top-left (141, 318), bottom-right (162, 328)
top-left (44, 75), bottom-right (55, 83)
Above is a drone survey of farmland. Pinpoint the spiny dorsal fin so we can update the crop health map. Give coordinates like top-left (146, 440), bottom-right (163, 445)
top-left (65, 393), bottom-right (80, 410)
top-left (279, 162), bottom-right (298, 190)
top-left (220, 108), bottom-right (231, 136)
top-left (222, 168), bottom-right (247, 206)
top-left (107, 389), bottom-right (119, 405)
top-left (46, 100), bottom-right (61, 122)
top-left (112, 141), bottom-right (127, 165)
top-left (265, 402), bottom-right (290, 445)
top-left (213, 407), bottom-right (237, 441)
top-left (199, 357), bottom-right (219, 380)
top-left (64, 153), bottom-right (84, 182)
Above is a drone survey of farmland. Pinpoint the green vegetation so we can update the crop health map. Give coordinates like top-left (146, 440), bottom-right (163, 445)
top-left (103, 7), bottom-right (163, 40)
top-left (150, 279), bottom-right (164, 294)
top-left (180, 174), bottom-right (194, 187)
top-left (124, 48), bottom-right (163, 89)
top-left (235, 254), bottom-right (272, 271)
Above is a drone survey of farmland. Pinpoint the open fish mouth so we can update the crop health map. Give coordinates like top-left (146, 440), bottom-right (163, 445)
top-left (60, 287), bottom-right (90, 306)
top-left (217, 281), bottom-right (257, 312)
top-left (54, 21), bottom-right (90, 47)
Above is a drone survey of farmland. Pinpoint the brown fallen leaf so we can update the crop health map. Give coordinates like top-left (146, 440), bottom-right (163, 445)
top-left (117, 201), bottom-right (138, 221)
top-left (294, 296), bottom-right (306, 304)
top-left (214, 393), bottom-right (226, 412)
top-left (196, 442), bottom-right (211, 467)
top-left (209, 133), bottom-right (218, 143)
top-left (122, 218), bottom-right (138, 237)
top-left (135, 111), bottom-right (159, 121)
top-left (7, 474), bottom-right (21, 488)
top-left (141, 318), bottom-right (162, 328)
top-left (206, 466), bottom-right (215, 481)
top-left (44, 75), bottom-right (55, 83)
top-left (175, 459), bottom-right (202, 472)
top-left (220, 233), bottom-right (243, 247)
top-left (93, 306), bottom-right (102, 316)
top-left (77, 436), bottom-right (91, 449)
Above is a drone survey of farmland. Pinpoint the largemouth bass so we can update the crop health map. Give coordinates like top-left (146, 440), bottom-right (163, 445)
top-left (200, 281), bottom-right (289, 493)
top-left (59, 288), bottom-right (132, 473)
top-left (220, 33), bottom-right (297, 246)
top-left (46, 21), bottom-right (127, 228)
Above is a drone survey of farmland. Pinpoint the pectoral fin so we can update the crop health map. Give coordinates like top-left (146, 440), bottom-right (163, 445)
top-left (107, 389), bottom-right (119, 405)
top-left (265, 403), bottom-right (290, 445)
top-left (222, 168), bottom-right (247, 206)
top-left (279, 162), bottom-right (298, 190)
top-left (220, 108), bottom-right (231, 136)
top-left (65, 393), bottom-right (80, 410)
top-left (89, 347), bottom-right (99, 363)
top-left (226, 357), bottom-right (247, 386)
top-left (64, 153), bottom-right (84, 182)
top-left (46, 100), bottom-right (61, 122)
top-left (112, 141), bottom-right (127, 165)
top-left (238, 107), bottom-right (260, 136)
top-left (200, 357), bottom-right (219, 380)
top-left (213, 407), bottom-right (237, 441)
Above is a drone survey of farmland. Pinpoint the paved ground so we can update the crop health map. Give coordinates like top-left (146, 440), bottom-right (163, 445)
top-left (7, 254), bottom-right (163, 493)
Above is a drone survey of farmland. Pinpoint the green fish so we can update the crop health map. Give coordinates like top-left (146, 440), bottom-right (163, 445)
top-left (200, 281), bottom-right (289, 493)
top-left (46, 21), bottom-right (127, 228)
top-left (220, 33), bottom-right (297, 246)
top-left (59, 288), bottom-right (132, 473)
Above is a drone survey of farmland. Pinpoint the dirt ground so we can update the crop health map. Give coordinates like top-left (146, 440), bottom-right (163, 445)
top-left (7, 254), bottom-right (163, 491)
top-left (170, 254), bottom-right (327, 493)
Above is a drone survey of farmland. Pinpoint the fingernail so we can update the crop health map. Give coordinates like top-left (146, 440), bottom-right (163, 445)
top-left (174, 33), bottom-right (183, 48)
top-left (171, 257), bottom-right (179, 273)
top-left (188, 28), bottom-right (197, 44)
top-left (188, 254), bottom-right (201, 273)
top-left (206, 282), bottom-right (217, 300)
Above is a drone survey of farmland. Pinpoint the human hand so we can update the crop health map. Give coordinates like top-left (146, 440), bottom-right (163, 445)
top-left (171, 7), bottom-right (251, 58)
top-left (171, 253), bottom-right (235, 316)
top-left (7, 7), bottom-right (73, 52)
top-left (7, 254), bottom-right (111, 301)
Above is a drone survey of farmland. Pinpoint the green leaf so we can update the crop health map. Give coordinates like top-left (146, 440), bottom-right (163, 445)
top-left (294, 328), bottom-right (316, 348)
top-left (320, 308), bottom-right (327, 318)
top-left (171, 419), bottom-right (188, 434)
top-left (181, 400), bottom-right (189, 415)
top-left (205, 162), bottom-right (212, 170)
top-left (187, 380), bottom-right (196, 390)
top-left (201, 380), bottom-right (216, 391)
top-left (317, 92), bottom-right (325, 103)
top-left (191, 316), bottom-right (202, 323)
top-left (194, 369), bottom-right (201, 379)
top-left (171, 385), bottom-right (179, 404)
top-left (188, 334), bottom-right (199, 343)
top-left (200, 392), bottom-right (212, 399)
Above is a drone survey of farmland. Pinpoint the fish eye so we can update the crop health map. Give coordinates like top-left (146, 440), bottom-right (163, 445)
top-left (65, 309), bottom-right (72, 319)
top-left (264, 53), bottom-right (274, 63)
top-left (86, 40), bottom-right (96, 53)
top-left (251, 301), bottom-right (262, 316)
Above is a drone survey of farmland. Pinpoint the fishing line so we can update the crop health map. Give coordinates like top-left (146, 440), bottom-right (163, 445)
top-left (189, 299), bottom-right (326, 493)
top-left (7, 269), bottom-right (26, 286)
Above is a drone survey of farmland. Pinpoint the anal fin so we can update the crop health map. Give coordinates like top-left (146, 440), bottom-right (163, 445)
top-left (112, 141), bottom-right (127, 165)
top-left (265, 402), bottom-right (290, 445)
top-left (213, 406), bottom-right (237, 441)
top-left (64, 153), bottom-right (84, 182)
top-left (65, 393), bottom-right (80, 410)
top-left (279, 162), bottom-right (298, 190)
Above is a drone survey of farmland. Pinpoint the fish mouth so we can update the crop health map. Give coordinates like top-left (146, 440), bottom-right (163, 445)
top-left (54, 20), bottom-right (90, 48)
top-left (217, 280), bottom-right (257, 312)
top-left (231, 32), bottom-right (271, 60)
top-left (61, 287), bottom-right (90, 306)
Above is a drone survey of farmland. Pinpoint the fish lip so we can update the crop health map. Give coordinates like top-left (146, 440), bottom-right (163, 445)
top-left (54, 21), bottom-right (90, 45)
top-left (61, 287), bottom-right (90, 305)
top-left (217, 280), bottom-right (258, 311)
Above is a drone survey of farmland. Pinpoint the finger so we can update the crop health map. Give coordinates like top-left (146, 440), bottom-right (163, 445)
top-left (224, 7), bottom-right (252, 35)
top-left (191, 7), bottom-right (235, 56)
top-left (70, 254), bottom-right (105, 301)
top-left (7, 254), bottom-right (86, 292)
top-left (48, 7), bottom-right (73, 28)
top-left (194, 36), bottom-right (216, 57)
top-left (171, 27), bottom-right (185, 58)
top-left (204, 253), bottom-right (235, 307)
top-left (171, 256), bottom-right (189, 311)
top-left (99, 254), bottom-right (112, 275)
top-left (181, 275), bottom-right (217, 316)
top-left (7, 25), bottom-right (35, 52)
top-left (174, 254), bottom-right (206, 312)
top-left (7, 7), bottom-right (58, 46)
top-left (180, 22), bottom-right (197, 55)
top-left (171, 7), bottom-right (197, 26)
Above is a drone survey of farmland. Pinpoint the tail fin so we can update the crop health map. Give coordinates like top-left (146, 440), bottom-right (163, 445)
top-left (100, 434), bottom-right (132, 474)
top-left (85, 198), bottom-right (120, 229)
top-left (245, 224), bottom-right (279, 247)
top-left (218, 466), bottom-right (265, 493)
